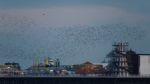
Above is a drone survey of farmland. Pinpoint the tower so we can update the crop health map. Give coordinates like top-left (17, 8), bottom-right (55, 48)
top-left (106, 42), bottom-right (129, 76)
top-left (55, 58), bottom-right (60, 67)
top-left (33, 58), bottom-right (39, 66)
top-left (44, 57), bottom-right (49, 67)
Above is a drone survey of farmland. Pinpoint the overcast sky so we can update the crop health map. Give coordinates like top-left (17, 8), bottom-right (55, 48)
top-left (0, 0), bottom-right (150, 68)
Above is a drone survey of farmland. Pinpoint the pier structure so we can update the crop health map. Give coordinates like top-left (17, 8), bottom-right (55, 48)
top-left (106, 42), bottom-right (129, 76)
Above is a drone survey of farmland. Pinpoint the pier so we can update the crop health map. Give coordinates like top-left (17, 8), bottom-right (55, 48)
top-left (0, 76), bottom-right (150, 84)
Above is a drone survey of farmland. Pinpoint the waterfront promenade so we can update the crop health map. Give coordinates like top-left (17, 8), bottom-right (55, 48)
top-left (0, 76), bottom-right (150, 84)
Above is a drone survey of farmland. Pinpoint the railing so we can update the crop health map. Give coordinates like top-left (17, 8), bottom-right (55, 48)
top-left (1, 74), bottom-right (150, 78)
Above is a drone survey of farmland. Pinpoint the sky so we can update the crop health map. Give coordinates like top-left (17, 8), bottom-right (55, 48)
top-left (0, 0), bottom-right (150, 68)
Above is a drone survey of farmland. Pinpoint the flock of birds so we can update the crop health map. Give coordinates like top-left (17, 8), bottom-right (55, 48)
top-left (0, 14), bottom-right (146, 45)
top-left (59, 24), bottom-right (146, 45)
top-left (0, 15), bottom-right (148, 67)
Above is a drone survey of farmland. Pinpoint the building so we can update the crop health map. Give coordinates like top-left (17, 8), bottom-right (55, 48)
top-left (4, 62), bottom-right (21, 70)
top-left (138, 54), bottom-right (150, 75)
top-left (126, 50), bottom-right (140, 75)
top-left (62, 65), bottom-right (75, 74)
top-left (74, 62), bottom-right (105, 75)
top-left (25, 57), bottom-right (68, 76)
top-left (26, 65), bottom-right (68, 76)
top-left (0, 63), bottom-right (23, 76)
top-left (44, 57), bottom-right (60, 67)
top-left (106, 42), bottom-right (129, 76)
top-left (106, 42), bottom-right (141, 76)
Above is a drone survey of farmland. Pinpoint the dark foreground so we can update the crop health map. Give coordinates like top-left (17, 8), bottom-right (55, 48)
top-left (0, 77), bottom-right (150, 84)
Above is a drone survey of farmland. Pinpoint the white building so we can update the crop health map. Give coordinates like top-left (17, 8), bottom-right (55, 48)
top-left (139, 54), bottom-right (150, 75)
